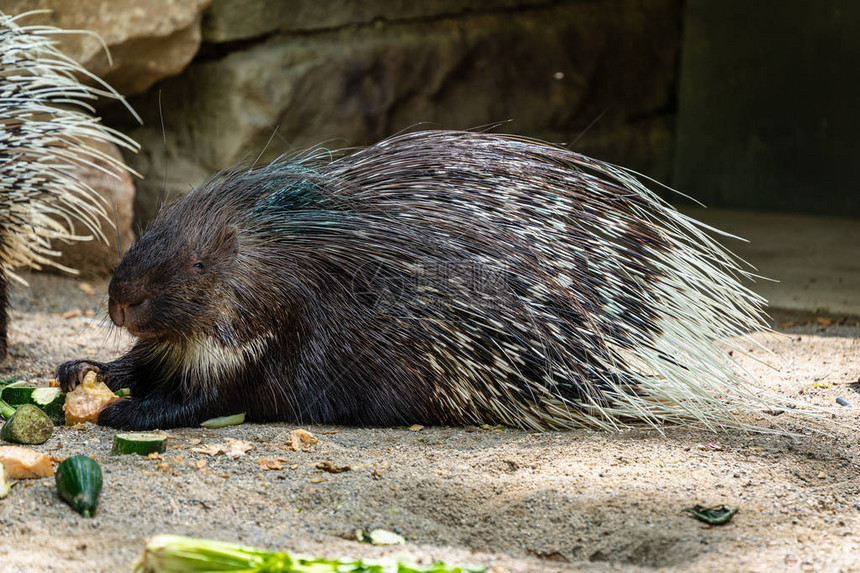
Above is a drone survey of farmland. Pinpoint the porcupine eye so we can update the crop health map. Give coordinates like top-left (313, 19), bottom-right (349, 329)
top-left (185, 250), bottom-right (206, 274)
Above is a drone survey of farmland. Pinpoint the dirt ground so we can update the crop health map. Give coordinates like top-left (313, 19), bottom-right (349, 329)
top-left (0, 273), bottom-right (858, 573)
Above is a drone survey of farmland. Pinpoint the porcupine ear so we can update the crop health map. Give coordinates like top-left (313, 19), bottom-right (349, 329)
top-left (212, 225), bottom-right (239, 259)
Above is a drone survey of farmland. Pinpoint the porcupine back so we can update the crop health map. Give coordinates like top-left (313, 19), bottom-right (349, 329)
top-left (0, 11), bottom-right (138, 355)
top-left (161, 130), bottom-right (771, 431)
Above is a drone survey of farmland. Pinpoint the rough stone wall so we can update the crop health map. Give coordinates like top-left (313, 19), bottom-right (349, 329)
top-left (0, 0), bottom-right (684, 229)
top-left (124, 0), bottom-right (683, 224)
top-left (0, 0), bottom-right (210, 95)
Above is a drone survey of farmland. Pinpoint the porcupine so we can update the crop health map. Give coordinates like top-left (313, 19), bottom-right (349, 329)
top-left (58, 130), bottom-right (775, 431)
top-left (0, 11), bottom-right (138, 358)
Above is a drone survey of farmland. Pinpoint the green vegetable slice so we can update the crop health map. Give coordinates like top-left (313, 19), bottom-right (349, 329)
top-left (200, 412), bottom-right (245, 429)
top-left (2, 383), bottom-right (65, 425)
top-left (1, 381), bottom-right (40, 404)
top-left (0, 404), bottom-right (53, 444)
top-left (31, 388), bottom-right (65, 425)
top-left (55, 455), bottom-right (103, 518)
top-left (132, 533), bottom-right (486, 573)
top-left (112, 433), bottom-right (168, 455)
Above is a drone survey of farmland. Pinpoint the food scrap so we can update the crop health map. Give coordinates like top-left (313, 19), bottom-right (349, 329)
top-left (0, 445), bottom-right (54, 478)
top-left (0, 404), bottom-right (53, 444)
top-left (55, 455), bottom-right (102, 518)
top-left (200, 412), bottom-right (246, 429)
top-left (64, 371), bottom-right (119, 425)
top-left (0, 462), bottom-right (10, 498)
top-left (112, 433), bottom-right (169, 455)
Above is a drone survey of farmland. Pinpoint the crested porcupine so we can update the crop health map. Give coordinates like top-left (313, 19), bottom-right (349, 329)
top-left (0, 11), bottom-right (138, 358)
top-left (58, 130), bottom-right (776, 431)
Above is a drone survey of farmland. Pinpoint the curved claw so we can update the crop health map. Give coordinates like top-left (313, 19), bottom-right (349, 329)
top-left (57, 360), bottom-right (102, 392)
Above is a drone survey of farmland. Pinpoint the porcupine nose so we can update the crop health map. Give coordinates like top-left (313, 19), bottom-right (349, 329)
top-left (107, 279), bottom-right (149, 329)
top-left (108, 296), bottom-right (148, 328)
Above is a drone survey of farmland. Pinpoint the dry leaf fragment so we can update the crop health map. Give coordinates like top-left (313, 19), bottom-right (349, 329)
top-left (258, 458), bottom-right (284, 471)
top-left (409, 424), bottom-right (424, 432)
top-left (191, 439), bottom-right (254, 458)
top-left (287, 429), bottom-right (318, 451)
top-left (191, 444), bottom-right (223, 456)
top-left (224, 439), bottom-right (254, 458)
top-left (63, 308), bottom-right (82, 319)
top-left (817, 317), bottom-right (833, 326)
top-left (316, 461), bottom-right (351, 474)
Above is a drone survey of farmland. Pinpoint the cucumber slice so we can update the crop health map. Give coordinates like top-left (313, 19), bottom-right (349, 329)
top-left (55, 455), bottom-right (103, 518)
top-left (200, 412), bottom-right (245, 429)
top-left (31, 388), bottom-right (65, 425)
top-left (1, 381), bottom-right (39, 404)
top-left (0, 404), bottom-right (53, 444)
top-left (2, 383), bottom-right (65, 425)
top-left (112, 432), bottom-right (168, 455)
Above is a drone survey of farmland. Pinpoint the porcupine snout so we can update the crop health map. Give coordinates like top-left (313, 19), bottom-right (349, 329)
top-left (107, 278), bottom-right (149, 331)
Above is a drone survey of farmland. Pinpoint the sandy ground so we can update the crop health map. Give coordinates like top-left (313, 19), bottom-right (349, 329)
top-left (0, 273), bottom-right (858, 573)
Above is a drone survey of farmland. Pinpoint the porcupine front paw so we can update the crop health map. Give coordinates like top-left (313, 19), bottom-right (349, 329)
top-left (97, 395), bottom-right (198, 430)
top-left (96, 398), bottom-right (149, 430)
top-left (57, 360), bottom-right (107, 392)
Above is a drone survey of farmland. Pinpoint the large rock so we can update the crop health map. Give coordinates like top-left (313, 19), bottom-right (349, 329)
top-left (203, 0), bottom-right (555, 42)
top-left (129, 0), bottom-right (681, 224)
top-left (0, 0), bottom-right (210, 95)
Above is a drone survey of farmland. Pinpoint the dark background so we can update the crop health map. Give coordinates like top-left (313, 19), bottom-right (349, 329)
top-left (675, 1), bottom-right (860, 217)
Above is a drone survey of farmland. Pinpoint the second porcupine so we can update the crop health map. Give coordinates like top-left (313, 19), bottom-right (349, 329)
top-left (0, 12), bottom-right (137, 358)
top-left (59, 130), bottom-right (776, 431)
